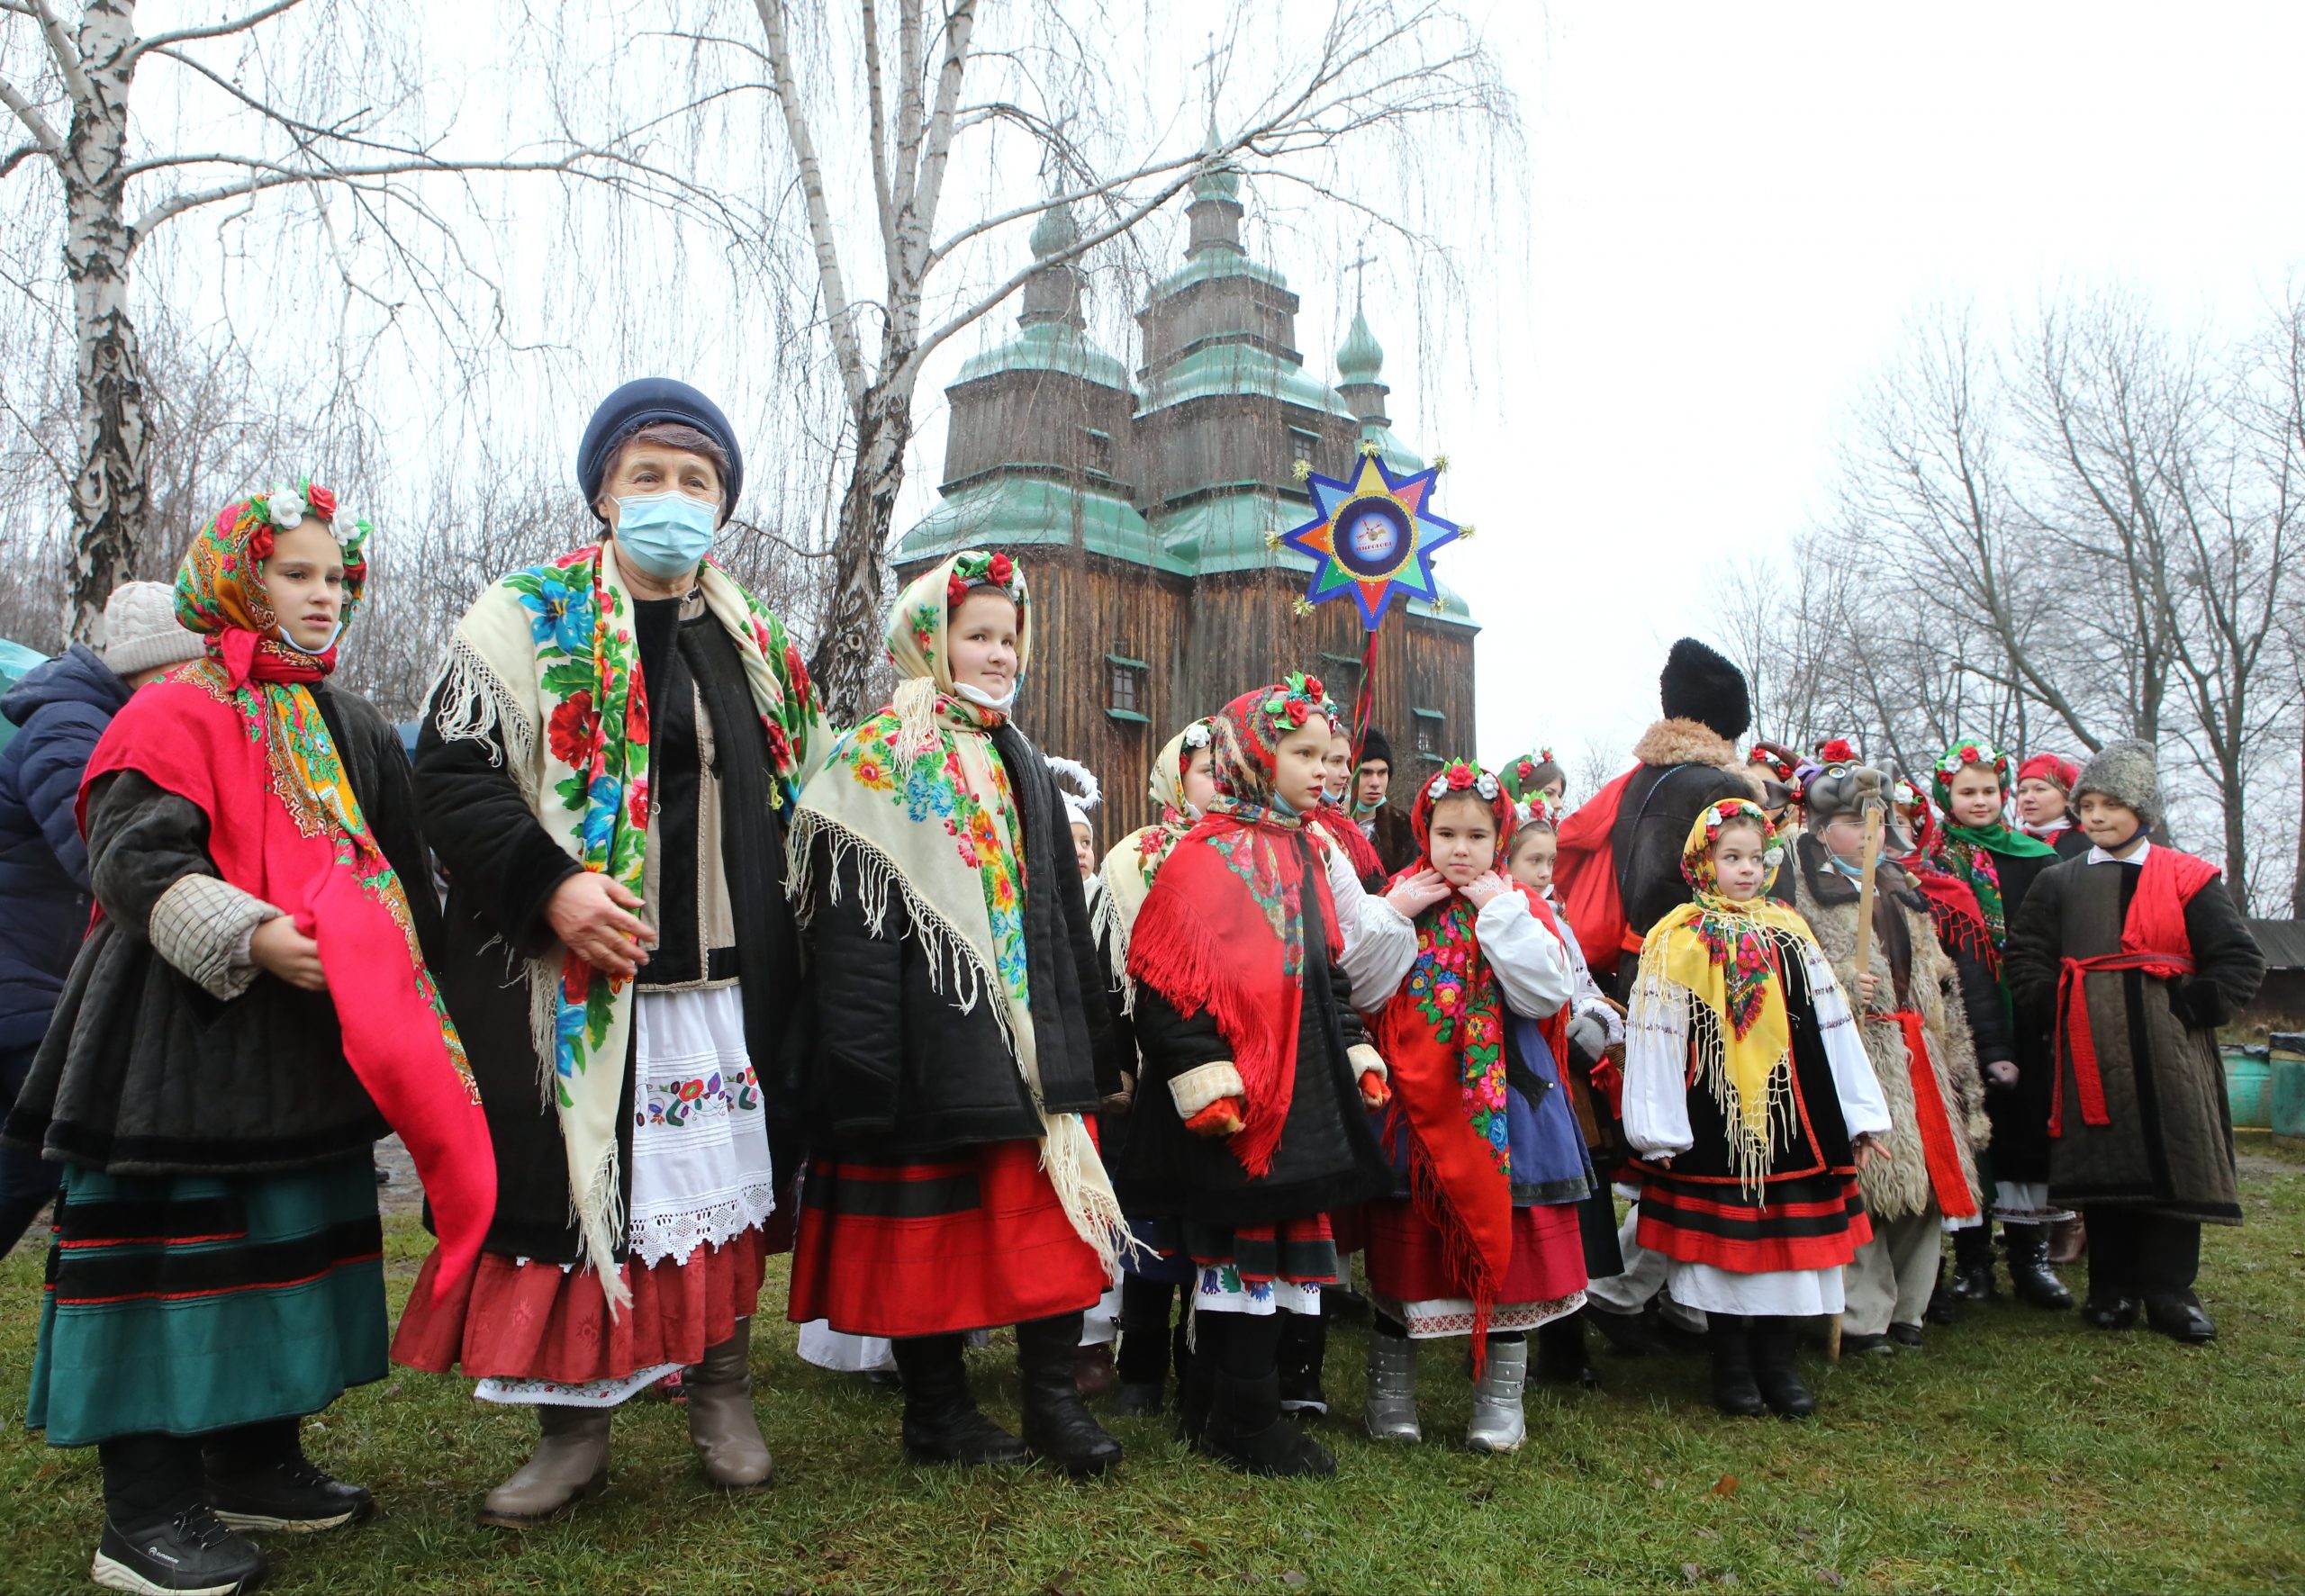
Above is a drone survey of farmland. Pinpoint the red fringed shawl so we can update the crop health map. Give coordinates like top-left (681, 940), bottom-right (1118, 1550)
top-left (1307, 803), bottom-right (1383, 884)
top-left (83, 670), bottom-right (497, 1305)
top-left (1375, 879), bottom-right (1574, 1368)
top-left (1127, 811), bottom-right (1342, 1179)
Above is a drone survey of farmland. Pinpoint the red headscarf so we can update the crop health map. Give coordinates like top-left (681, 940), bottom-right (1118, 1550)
top-left (1127, 674), bottom-right (1344, 1177)
top-left (1376, 759), bottom-right (1572, 1364)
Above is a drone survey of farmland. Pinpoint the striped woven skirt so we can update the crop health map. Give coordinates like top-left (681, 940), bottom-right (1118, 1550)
top-left (25, 1159), bottom-right (387, 1447)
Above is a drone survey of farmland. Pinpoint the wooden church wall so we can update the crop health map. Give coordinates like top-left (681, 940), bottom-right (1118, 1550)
top-left (892, 545), bottom-right (1478, 847)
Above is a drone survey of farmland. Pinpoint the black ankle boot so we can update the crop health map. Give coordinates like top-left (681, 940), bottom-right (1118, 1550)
top-left (892, 1334), bottom-right (1026, 1465)
top-left (1016, 1314), bottom-right (1123, 1476)
top-left (1923, 1258), bottom-right (1962, 1326)
top-left (204, 1416), bottom-right (375, 1533)
top-left (100, 1433), bottom-right (268, 1593)
top-left (1277, 1308), bottom-right (1329, 1417)
top-left (1203, 1368), bottom-right (1336, 1477)
top-left (1534, 1311), bottom-right (1602, 1389)
top-left (1708, 1317), bottom-right (1764, 1417)
top-left (1950, 1225), bottom-right (1998, 1302)
top-left (2003, 1225), bottom-right (2073, 1310)
top-left (1750, 1317), bottom-right (1815, 1419)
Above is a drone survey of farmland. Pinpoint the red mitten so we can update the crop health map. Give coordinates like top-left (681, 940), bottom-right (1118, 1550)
top-left (1185, 1097), bottom-right (1246, 1138)
top-left (1358, 1069), bottom-right (1391, 1109)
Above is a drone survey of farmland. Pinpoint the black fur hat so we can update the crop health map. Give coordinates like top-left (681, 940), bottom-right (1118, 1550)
top-left (1357, 725), bottom-right (1396, 770)
top-left (1659, 638), bottom-right (1751, 742)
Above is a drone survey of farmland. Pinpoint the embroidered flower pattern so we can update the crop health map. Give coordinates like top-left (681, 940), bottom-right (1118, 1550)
top-left (1403, 894), bottom-right (1511, 1170)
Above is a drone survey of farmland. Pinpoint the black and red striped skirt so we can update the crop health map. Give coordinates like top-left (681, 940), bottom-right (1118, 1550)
top-left (1633, 1168), bottom-right (1872, 1274)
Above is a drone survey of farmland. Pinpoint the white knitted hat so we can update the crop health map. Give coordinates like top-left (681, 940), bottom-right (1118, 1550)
top-left (101, 580), bottom-right (203, 678)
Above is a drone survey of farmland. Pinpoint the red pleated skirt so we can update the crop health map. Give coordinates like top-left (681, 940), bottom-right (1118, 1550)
top-left (786, 1139), bottom-right (1107, 1338)
top-left (1362, 1198), bottom-right (1587, 1308)
top-left (391, 1229), bottom-right (768, 1384)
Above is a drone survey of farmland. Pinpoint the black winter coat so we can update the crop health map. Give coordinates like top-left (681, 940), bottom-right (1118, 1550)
top-left (0, 645), bottom-right (128, 1051)
top-left (416, 606), bottom-right (804, 1264)
top-left (795, 720), bottom-right (1122, 1159)
top-left (1118, 861), bottom-right (1392, 1227)
top-left (1978, 843), bottom-right (2060, 1185)
top-left (4, 685), bottom-right (409, 1174)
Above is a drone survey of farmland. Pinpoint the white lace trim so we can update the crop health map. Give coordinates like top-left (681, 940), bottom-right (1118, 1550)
top-left (475, 1363), bottom-right (680, 1409)
top-left (627, 1179), bottom-right (779, 1269)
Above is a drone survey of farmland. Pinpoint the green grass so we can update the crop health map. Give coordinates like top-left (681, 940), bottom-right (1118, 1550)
top-left (5, 1137), bottom-right (2304, 1594)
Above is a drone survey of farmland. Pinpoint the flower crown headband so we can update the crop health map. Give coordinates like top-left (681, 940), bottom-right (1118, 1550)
top-left (1935, 736), bottom-right (2014, 787)
top-left (1424, 758), bottom-right (1503, 805)
top-left (946, 548), bottom-right (1023, 609)
top-left (1255, 671), bottom-right (1338, 738)
top-left (246, 478), bottom-right (370, 564)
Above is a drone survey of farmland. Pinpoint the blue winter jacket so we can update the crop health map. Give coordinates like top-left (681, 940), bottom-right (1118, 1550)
top-left (0, 645), bottom-right (129, 1050)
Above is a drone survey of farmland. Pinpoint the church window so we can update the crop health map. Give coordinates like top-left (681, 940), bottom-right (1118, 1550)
top-left (1106, 653), bottom-right (1150, 724)
top-left (1288, 428), bottom-right (1320, 474)
top-left (1082, 428), bottom-right (1114, 478)
top-left (1412, 707), bottom-right (1446, 764)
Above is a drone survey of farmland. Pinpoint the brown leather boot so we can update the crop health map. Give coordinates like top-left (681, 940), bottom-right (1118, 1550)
top-left (687, 1318), bottom-right (774, 1490)
top-left (2048, 1215), bottom-right (2087, 1266)
top-left (477, 1405), bottom-right (610, 1528)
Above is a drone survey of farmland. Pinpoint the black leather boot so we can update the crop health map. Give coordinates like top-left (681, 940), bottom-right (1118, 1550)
top-left (204, 1416), bottom-right (376, 1533)
top-left (1708, 1316), bottom-right (1764, 1417)
top-left (892, 1333), bottom-right (1026, 1465)
top-left (1950, 1223), bottom-right (1999, 1301)
top-left (1749, 1316), bottom-right (1815, 1419)
top-left (1276, 1307), bottom-right (1329, 1417)
top-left (1016, 1313), bottom-right (1123, 1476)
top-left (1534, 1310), bottom-right (1602, 1389)
top-left (1203, 1368), bottom-right (1336, 1477)
top-left (1923, 1257), bottom-right (1961, 1326)
top-left (2003, 1225), bottom-right (2073, 1310)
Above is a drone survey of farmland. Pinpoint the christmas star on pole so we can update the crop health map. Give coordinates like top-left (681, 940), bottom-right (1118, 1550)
top-left (1278, 452), bottom-right (1461, 631)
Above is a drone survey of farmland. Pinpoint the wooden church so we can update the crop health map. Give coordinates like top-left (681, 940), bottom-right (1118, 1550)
top-left (892, 146), bottom-right (1478, 842)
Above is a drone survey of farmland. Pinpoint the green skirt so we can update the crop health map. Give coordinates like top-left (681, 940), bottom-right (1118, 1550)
top-left (26, 1159), bottom-right (387, 1447)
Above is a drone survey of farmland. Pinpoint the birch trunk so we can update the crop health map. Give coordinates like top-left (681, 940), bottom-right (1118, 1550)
top-left (811, 384), bottom-right (911, 726)
top-left (60, 0), bottom-right (146, 643)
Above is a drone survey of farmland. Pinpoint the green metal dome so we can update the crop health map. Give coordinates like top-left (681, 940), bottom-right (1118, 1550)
top-left (1028, 201), bottom-right (1079, 262)
top-left (1337, 309), bottom-right (1384, 384)
top-left (1192, 117), bottom-right (1241, 203)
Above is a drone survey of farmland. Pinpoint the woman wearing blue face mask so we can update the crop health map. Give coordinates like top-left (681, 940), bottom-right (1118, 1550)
top-left (392, 379), bottom-right (828, 1526)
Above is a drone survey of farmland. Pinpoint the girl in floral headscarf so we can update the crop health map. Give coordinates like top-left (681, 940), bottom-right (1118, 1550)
top-left (784, 549), bottom-right (1129, 1477)
top-left (1353, 760), bottom-right (1591, 1455)
top-left (1121, 674), bottom-right (1394, 1478)
top-left (7, 485), bottom-right (489, 1594)
top-left (1924, 737), bottom-right (2074, 1309)
top-left (1623, 799), bottom-right (1891, 1420)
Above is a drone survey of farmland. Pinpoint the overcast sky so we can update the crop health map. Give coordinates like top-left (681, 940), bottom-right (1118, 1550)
top-left (1441, 1), bottom-right (2305, 774)
top-left (886, 3), bottom-right (2305, 778)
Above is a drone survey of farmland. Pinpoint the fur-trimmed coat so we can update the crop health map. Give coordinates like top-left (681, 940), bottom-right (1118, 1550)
top-left (1785, 833), bottom-right (1987, 1223)
top-left (1608, 718), bottom-right (1771, 996)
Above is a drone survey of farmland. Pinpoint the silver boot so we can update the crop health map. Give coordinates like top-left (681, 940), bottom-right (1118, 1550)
top-left (1363, 1328), bottom-right (1421, 1442)
top-left (1465, 1337), bottom-right (1528, 1454)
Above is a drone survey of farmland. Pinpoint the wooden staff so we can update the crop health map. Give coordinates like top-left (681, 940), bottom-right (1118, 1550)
top-left (1830, 802), bottom-right (1886, 1365)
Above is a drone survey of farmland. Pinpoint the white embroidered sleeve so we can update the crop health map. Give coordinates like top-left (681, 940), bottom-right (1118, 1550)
top-left (1319, 834), bottom-right (1416, 1011)
top-left (148, 874), bottom-right (285, 1001)
top-left (1622, 965), bottom-right (1695, 1159)
top-left (1477, 894), bottom-right (1572, 1018)
top-left (1806, 943), bottom-right (1893, 1138)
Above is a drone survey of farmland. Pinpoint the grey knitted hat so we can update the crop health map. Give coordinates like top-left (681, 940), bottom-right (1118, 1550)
top-left (2072, 739), bottom-right (2162, 827)
top-left (100, 580), bottom-right (203, 678)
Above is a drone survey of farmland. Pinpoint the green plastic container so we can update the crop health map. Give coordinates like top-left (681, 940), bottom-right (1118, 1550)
top-left (2270, 1055), bottom-right (2305, 1141)
top-left (2224, 1049), bottom-right (2272, 1129)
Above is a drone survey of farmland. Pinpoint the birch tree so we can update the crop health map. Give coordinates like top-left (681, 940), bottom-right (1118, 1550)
top-left (0, 0), bottom-right (739, 641)
top-left (704, 0), bottom-right (1514, 720)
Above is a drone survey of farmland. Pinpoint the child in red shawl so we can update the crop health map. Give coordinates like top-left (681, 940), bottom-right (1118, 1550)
top-left (1354, 760), bottom-right (1591, 1453)
top-left (6, 485), bottom-right (492, 1595)
top-left (1121, 674), bottom-right (1393, 1477)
